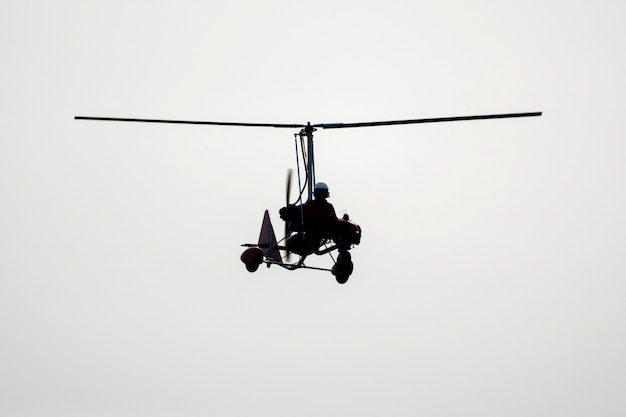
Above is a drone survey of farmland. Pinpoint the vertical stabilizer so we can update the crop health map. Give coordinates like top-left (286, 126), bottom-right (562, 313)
top-left (258, 210), bottom-right (282, 263)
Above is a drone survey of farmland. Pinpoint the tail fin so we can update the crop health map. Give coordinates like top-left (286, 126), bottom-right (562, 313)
top-left (258, 210), bottom-right (282, 264)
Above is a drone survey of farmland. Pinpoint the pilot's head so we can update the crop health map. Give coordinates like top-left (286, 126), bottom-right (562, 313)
top-left (314, 182), bottom-right (330, 199)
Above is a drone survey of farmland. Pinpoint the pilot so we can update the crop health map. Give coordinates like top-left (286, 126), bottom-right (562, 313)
top-left (303, 182), bottom-right (338, 241)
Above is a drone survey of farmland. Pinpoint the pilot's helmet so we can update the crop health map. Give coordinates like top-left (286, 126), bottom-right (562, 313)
top-left (314, 182), bottom-right (330, 199)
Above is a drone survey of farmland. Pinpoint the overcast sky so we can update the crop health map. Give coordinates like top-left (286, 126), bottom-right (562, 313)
top-left (2, 1), bottom-right (625, 416)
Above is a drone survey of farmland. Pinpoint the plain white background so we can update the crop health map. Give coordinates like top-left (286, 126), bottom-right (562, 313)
top-left (2, 1), bottom-right (625, 416)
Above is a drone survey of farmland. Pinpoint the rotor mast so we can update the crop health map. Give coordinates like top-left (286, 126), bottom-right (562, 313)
top-left (304, 122), bottom-right (316, 201)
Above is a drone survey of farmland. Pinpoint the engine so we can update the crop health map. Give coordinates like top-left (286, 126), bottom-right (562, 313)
top-left (335, 217), bottom-right (361, 246)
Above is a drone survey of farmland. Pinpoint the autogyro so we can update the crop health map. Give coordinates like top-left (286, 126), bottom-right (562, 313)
top-left (75, 111), bottom-right (541, 284)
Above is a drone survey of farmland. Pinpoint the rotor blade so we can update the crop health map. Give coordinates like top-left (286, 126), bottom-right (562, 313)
top-left (74, 116), bottom-right (306, 129)
top-left (314, 112), bottom-right (542, 129)
top-left (76, 111), bottom-right (542, 130)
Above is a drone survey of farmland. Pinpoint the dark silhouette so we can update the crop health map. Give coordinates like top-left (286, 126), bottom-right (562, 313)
top-left (280, 182), bottom-right (337, 255)
top-left (303, 182), bottom-right (338, 242)
top-left (279, 182), bottom-right (357, 283)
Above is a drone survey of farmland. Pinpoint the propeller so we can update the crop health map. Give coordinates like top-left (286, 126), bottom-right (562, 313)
top-left (284, 169), bottom-right (293, 262)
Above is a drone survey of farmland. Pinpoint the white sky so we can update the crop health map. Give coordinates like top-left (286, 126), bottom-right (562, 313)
top-left (2, 1), bottom-right (626, 416)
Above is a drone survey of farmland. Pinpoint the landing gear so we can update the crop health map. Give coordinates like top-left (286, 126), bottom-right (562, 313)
top-left (332, 250), bottom-right (353, 284)
top-left (242, 244), bottom-right (355, 284)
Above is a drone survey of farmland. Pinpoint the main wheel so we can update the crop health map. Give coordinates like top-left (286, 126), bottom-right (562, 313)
top-left (332, 251), bottom-right (353, 284)
top-left (335, 274), bottom-right (349, 284)
top-left (240, 247), bottom-right (263, 272)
